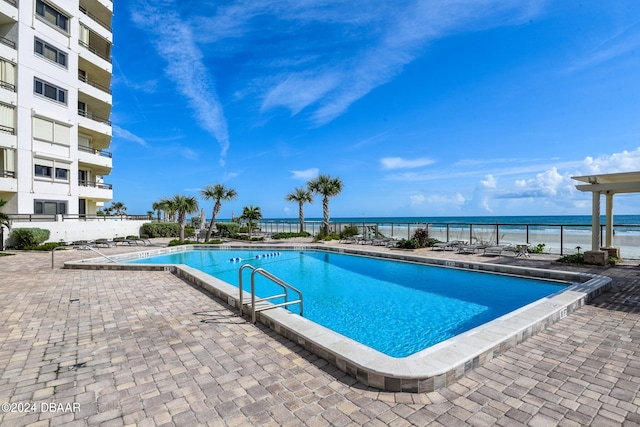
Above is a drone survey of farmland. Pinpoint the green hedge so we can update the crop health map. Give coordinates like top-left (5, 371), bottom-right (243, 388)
top-left (168, 239), bottom-right (223, 246)
top-left (10, 228), bottom-right (50, 249)
top-left (140, 222), bottom-right (180, 238)
top-left (271, 232), bottom-right (311, 239)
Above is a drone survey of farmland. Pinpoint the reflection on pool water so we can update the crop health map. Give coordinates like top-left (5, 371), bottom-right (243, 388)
top-left (127, 249), bottom-right (566, 357)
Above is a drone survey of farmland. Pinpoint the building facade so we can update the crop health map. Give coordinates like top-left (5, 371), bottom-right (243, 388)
top-left (0, 0), bottom-right (112, 217)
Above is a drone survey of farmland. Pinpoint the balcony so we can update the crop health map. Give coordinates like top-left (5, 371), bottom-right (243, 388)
top-left (0, 1), bottom-right (17, 25)
top-left (79, 0), bottom-right (112, 31)
top-left (78, 74), bottom-right (111, 106)
top-left (78, 25), bottom-right (112, 72)
top-left (0, 71), bottom-right (16, 105)
top-left (0, 124), bottom-right (14, 135)
top-left (78, 145), bottom-right (112, 172)
top-left (79, 72), bottom-right (111, 95)
top-left (0, 169), bottom-right (16, 192)
top-left (78, 90), bottom-right (112, 136)
top-left (78, 180), bottom-right (112, 201)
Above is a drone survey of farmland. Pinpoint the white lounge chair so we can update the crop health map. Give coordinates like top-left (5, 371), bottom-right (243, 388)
top-left (483, 244), bottom-right (513, 256)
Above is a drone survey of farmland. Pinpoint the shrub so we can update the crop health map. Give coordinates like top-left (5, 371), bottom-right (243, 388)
top-left (412, 228), bottom-right (431, 248)
top-left (529, 243), bottom-right (546, 254)
top-left (10, 228), bottom-right (50, 249)
top-left (340, 225), bottom-right (359, 239)
top-left (23, 242), bottom-right (66, 251)
top-left (216, 222), bottom-right (240, 237)
top-left (271, 232), bottom-right (311, 239)
top-left (141, 223), bottom-right (180, 238)
top-left (558, 253), bottom-right (584, 265)
top-left (167, 239), bottom-right (223, 246)
top-left (396, 238), bottom-right (419, 249)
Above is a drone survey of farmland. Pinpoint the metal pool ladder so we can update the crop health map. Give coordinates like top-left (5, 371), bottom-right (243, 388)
top-left (238, 264), bottom-right (303, 324)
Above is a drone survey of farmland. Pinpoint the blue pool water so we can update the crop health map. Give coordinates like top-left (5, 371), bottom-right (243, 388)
top-left (127, 249), bottom-right (567, 357)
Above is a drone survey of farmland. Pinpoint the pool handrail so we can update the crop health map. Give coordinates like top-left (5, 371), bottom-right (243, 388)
top-left (238, 264), bottom-right (303, 323)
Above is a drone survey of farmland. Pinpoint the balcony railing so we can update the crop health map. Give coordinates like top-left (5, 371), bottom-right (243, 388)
top-left (0, 37), bottom-right (16, 49)
top-left (0, 80), bottom-right (16, 92)
top-left (2, 0), bottom-right (17, 6)
top-left (79, 180), bottom-right (112, 190)
top-left (0, 170), bottom-right (15, 178)
top-left (8, 213), bottom-right (150, 222)
top-left (78, 109), bottom-right (111, 126)
top-left (79, 6), bottom-right (112, 31)
top-left (78, 40), bottom-right (111, 63)
top-left (7, 214), bottom-right (56, 222)
top-left (78, 73), bottom-right (111, 94)
top-left (78, 145), bottom-right (112, 158)
top-left (0, 125), bottom-right (15, 135)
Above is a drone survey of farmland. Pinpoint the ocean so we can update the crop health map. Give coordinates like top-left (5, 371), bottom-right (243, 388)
top-left (259, 214), bottom-right (640, 226)
top-left (249, 215), bottom-right (640, 258)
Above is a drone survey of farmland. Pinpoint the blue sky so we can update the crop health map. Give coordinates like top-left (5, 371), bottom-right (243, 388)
top-left (110, 0), bottom-right (640, 219)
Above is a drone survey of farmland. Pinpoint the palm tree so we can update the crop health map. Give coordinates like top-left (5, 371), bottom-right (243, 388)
top-left (307, 174), bottom-right (343, 236)
top-left (285, 187), bottom-right (313, 233)
top-left (157, 197), bottom-right (175, 222)
top-left (0, 199), bottom-right (11, 230)
top-left (168, 195), bottom-right (199, 243)
top-left (200, 184), bottom-right (237, 242)
top-left (152, 200), bottom-right (163, 222)
top-left (0, 199), bottom-right (9, 251)
top-left (241, 205), bottom-right (262, 240)
top-left (109, 201), bottom-right (127, 216)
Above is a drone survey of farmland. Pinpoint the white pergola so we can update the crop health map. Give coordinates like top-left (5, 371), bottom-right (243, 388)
top-left (572, 171), bottom-right (640, 253)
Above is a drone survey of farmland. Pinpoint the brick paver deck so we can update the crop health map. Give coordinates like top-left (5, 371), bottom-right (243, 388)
top-left (0, 242), bottom-right (639, 426)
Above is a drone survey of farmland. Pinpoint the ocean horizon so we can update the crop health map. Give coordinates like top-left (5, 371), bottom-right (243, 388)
top-left (241, 214), bottom-right (640, 226)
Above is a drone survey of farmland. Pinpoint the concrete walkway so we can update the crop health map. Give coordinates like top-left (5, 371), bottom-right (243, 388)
top-left (0, 242), bottom-right (639, 426)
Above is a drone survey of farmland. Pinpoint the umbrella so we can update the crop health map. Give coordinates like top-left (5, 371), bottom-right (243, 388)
top-left (199, 208), bottom-right (206, 230)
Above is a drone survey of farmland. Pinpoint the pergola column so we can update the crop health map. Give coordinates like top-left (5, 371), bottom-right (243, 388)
top-left (605, 192), bottom-right (614, 248)
top-left (572, 171), bottom-right (640, 264)
top-left (591, 191), bottom-right (600, 252)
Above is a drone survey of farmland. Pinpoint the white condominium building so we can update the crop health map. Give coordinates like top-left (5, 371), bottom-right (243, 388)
top-left (0, 0), bottom-right (113, 217)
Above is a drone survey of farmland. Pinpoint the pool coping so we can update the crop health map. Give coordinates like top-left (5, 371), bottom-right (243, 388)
top-left (64, 244), bottom-right (612, 393)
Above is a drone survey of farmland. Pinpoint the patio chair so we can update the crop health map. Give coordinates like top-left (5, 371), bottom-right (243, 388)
top-left (483, 244), bottom-right (513, 256)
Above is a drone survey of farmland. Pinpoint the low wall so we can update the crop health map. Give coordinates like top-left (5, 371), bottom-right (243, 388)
top-left (2, 219), bottom-right (149, 246)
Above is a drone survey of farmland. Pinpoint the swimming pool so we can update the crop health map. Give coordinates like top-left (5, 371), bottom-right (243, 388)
top-left (126, 249), bottom-right (566, 357)
top-left (66, 244), bottom-right (611, 392)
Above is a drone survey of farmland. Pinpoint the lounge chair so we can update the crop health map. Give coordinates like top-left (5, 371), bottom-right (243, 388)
top-left (458, 243), bottom-right (489, 254)
top-left (483, 244), bottom-right (513, 256)
top-left (95, 238), bottom-right (114, 248)
top-left (433, 240), bottom-right (466, 251)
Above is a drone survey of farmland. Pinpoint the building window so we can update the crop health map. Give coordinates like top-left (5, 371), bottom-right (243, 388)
top-left (33, 116), bottom-right (71, 146)
top-left (35, 164), bottom-right (52, 178)
top-left (55, 167), bottom-right (69, 180)
top-left (34, 38), bottom-right (67, 68)
top-left (34, 78), bottom-right (67, 104)
top-left (35, 0), bottom-right (69, 33)
top-left (34, 200), bottom-right (67, 215)
top-left (35, 161), bottom-right (69, 181)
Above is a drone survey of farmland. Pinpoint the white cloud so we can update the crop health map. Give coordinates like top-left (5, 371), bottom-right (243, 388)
top-left (580, 147), bottom-right (640, 175)
top-left (131, 0), bottom-right (229, 166)
top-left (380, 157), bottom-right (434, 170)
top-left (113, 125), bottom-right (147, 146)
top-left (480, 174), bottom-right (497, 188)
top-left (409, 194), bottom-right (425, 206)
top-left (188, 0), bottom-right (544, 126)
top-left (290, 168), bottom-right (319, 180)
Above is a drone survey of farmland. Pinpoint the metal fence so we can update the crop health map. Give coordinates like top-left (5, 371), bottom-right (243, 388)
top-left (259, 220), bottom-right (640, 259)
